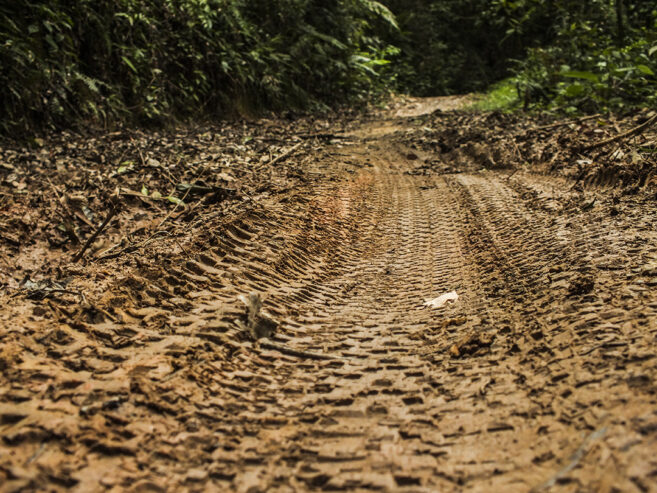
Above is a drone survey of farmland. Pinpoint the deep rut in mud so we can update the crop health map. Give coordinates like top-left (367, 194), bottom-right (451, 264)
top-left (2, 102), bottom-right (657, 492)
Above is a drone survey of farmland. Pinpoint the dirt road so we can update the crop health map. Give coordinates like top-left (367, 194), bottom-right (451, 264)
top-left (1, 99), bottom-right (657, 492)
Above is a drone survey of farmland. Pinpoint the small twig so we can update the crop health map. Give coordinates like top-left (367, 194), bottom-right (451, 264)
top-left (504, 169), bottom-right (519, 182)
top-left (97, 166), bottom-right (205, 262)
top-left (26, 443), bottom-right (46, 465)
top-left (136, 146), bottom-right (147, 169)
top-left (146, 166), bottom-right (205, 236)
top-left (578, 113), bottom-right (657, 152)
top-left (162, 156), bottom-right (181, 187)
top-left (510, 138), bottom-right (523, 160)
top-left (297, 133), bottom-right (350, 141)
top-left (173, 237), bottom-right (191, 259)
top-left (96, 306), bottom-right (118, 323)
top-left (258, 339), bottom-right (339, 361)
top-left (0, 251), bottom-right (10, 267)
top-left (45, 177), bottom-right (63, 202)
top-left (581, 197), bottom-right (596, 211)
top-left (266, 142), bottom-right (304, 168)
top-left (530, 425), bottom-right (607, 492)
top-left (97, 231), bottom-right (169, 261)
top-left (13, 287), bottom-right (85, 301)
top-left (72, 205), bottom-right (118, 262)
top-left (533, 114), bottom-right (602, 132)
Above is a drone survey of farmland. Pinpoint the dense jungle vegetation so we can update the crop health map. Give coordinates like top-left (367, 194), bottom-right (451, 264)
top-left (387, 0), bottom-right (657, 113)
top-left (1, 0), bottom-right (656, 136)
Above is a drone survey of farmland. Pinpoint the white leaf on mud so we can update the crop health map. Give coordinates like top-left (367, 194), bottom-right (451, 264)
top-left (424, 291), bottom-right (459, 308)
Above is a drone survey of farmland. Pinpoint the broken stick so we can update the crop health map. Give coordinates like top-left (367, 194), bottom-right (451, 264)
top-left (267, 141), bottom-right (304, 167)
top-left (578, 113), bottom-right (657, 152)
top-left (533, 113), bottom-right (602, 132)
top-left (258, 339), bottom-right (340, 361)
top-left (72, 205), bottom-right (118, 262)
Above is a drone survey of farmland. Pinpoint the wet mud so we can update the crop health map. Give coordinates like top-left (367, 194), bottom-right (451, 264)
top-left (1, 99), bottom-right (657, 492)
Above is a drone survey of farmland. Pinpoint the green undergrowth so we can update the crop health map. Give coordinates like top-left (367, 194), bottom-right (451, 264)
top-left (0, 0), bottom-right (398, 138)
top-left (2, 1), bottom-right (656, 138)
top-left (509, 1), bottom-right (657, 114)
top-left (469, 79), bottom-right (521, 112)
top-left (383, 0), bottom-right (656, 116)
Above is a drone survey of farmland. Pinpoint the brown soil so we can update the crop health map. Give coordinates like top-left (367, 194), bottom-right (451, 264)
top-left (1, 99), bottom-right (657, 492)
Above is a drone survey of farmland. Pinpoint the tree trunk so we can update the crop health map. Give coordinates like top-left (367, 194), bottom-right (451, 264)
top-left (615, 0), bottom-right (625, 46)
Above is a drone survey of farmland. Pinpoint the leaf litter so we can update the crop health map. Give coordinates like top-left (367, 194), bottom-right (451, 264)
top-left (2, 99), bottom-right (657, 491)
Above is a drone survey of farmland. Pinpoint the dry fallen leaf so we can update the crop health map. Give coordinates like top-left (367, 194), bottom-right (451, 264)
top-left (424, 291), bottom-right (459, 308)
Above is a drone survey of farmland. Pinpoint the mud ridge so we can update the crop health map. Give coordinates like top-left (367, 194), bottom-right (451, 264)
top-left (1, 100), bottom-right (657, 492)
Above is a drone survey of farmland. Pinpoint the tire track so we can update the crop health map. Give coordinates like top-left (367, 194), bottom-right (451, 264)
top-left (4, 115), bottom-right (657, 492)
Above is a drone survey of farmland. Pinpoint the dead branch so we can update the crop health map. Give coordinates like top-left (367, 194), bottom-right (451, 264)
top-left (578, 113), bottom-right (657, 152)
top-left (533, 113), bottom-right (602, 132)
top-left (72, 205), bottom-right (118, 262)
top-left (530, 425), bottom-right (607, 492)
top-left (258, 339), bottom-right (340, 361)
top-left (97, 165), bottom-right (206, 261)
top-left (267, 141), bottom-right (304, 167)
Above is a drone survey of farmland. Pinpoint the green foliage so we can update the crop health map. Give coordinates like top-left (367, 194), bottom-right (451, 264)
top-left (470, 78), bottom-right (521, 112)
top-left (380, 0), bottom-right (559, 96)
top-left (379, 0), bottom-right (655, 112)
top-left (510, 0), bottom-right (657, 112)
top-left (0, 0), bottom-right (398, 137)
top-left (4, 0), bottom-right (655, 135)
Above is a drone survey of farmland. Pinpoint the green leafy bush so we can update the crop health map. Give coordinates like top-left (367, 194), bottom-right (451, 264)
top-left (380, 0), bottom-right (655, 113)
top-left (3, 0), bottom-right (655, 136)
top-left (379, 0), bottom-right (560, 96)
top-left (512, 0), bottom-right (657, 112)
top-left (0, 0), bottom-right (397, 137)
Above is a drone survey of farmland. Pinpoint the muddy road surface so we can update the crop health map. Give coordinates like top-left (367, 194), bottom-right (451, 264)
top-left (1, 98), bottom-right (657, 492)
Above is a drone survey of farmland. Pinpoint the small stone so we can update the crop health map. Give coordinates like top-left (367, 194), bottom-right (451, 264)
top-left (186, 468), bottom-right (208, 482)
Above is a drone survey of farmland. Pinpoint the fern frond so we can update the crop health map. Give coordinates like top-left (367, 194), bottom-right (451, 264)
top-left (301, 25), bottom-right (348, 51)
top-left (73, 71), bottom-right (102, 94)
top-left (354, 0), bottom-right (398, 30)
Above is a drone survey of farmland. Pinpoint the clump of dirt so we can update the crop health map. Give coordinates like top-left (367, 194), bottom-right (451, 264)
top-left (0, 116), bottom-right (353, 293)
top-left (2, 98), bottom-right (657, 492)
top-left (402, 109), bottom-right (657, 191)
top-left (449, 332), bottom-right (495, 358)
top-left (0, 111), bottom-right (361, 491)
